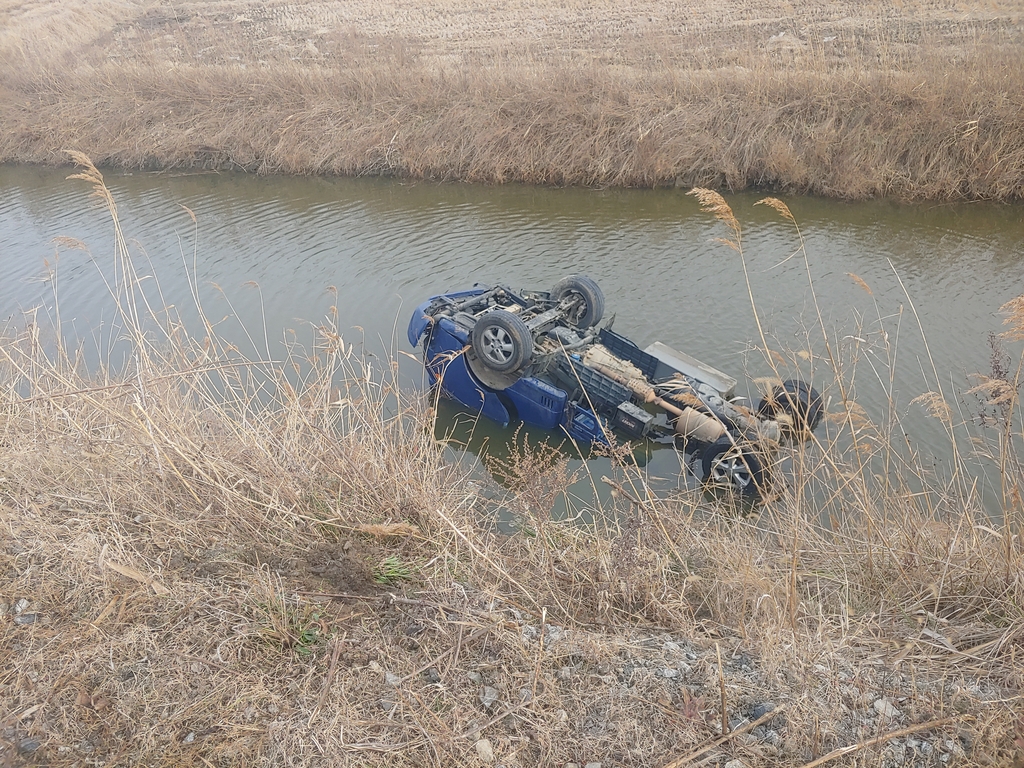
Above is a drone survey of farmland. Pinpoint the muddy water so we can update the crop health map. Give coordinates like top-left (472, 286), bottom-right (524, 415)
top-left (2, 165), bottom-right (1022, 511)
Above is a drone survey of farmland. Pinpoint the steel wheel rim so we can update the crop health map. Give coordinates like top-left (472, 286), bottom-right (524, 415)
top-left (480, 326), bottom-right (515, 365)
top-left (709, 449), bottom-right (753, 491)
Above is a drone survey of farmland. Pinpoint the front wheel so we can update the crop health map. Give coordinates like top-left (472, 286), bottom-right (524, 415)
top-left (550, 274), bottom-right (605, 328)
top-left (701, 436), bottom-right (766, 498)
top-left (470, 310), bottom-right (534, 373)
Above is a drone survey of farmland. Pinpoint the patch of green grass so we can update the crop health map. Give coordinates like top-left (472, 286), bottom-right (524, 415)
top-left (373, 554), bottom-right (413, 585)
top-left (255, 598), bottom-right (330, 657)
top-left (293, 610), bottom-right (326, 657)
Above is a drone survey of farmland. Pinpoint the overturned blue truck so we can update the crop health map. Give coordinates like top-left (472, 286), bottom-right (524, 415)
top-left (408, 275), bottom-right (822, 497)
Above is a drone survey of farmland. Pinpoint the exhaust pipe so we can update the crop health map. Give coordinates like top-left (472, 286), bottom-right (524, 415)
top-left (589, 361), bottom-right (780, 443)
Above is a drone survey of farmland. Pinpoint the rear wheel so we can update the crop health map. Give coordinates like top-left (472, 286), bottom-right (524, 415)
top-left (701, 436), bottom-right (766, 498)
top-left (757, 379), bottom-right (823, 437)
top-left (550, 274), bottom-right (605, 328)
top-left (470, 310), bottom-right (533, 373)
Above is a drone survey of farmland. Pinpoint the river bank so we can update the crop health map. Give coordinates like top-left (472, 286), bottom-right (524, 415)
top-left (2, 0), bottom-right (1023, 199)
top-left (2, 158), bottom-right (1022, 766)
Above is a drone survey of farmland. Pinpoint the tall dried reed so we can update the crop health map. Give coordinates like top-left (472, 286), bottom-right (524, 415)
top-left (1, 1), bottom-right (1023, 199)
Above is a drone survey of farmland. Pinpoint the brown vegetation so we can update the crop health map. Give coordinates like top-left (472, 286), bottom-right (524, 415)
top-left (1, 0), bottom-right (1023, 199)
top-left (2, 160), bottom-right (1023, 766)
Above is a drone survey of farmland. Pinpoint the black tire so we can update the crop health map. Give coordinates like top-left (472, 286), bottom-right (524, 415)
top-left (550, 274), bottom-right (605, 328)
top-left (701, 436), bottom-right (766, 498)
top-left (470, 310), bottom-right (534, 373)
top-left (757, 379), bottom-right (823, 437)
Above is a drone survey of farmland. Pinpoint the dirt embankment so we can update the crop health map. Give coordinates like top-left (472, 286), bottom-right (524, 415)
top-left (1, 0), bottom-right (1023, 199)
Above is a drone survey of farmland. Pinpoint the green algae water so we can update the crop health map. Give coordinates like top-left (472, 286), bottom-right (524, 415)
top-left (2, 164), bottom-right (1022, 514)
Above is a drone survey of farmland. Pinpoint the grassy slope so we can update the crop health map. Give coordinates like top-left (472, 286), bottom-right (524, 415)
top-left (1, 0), bottom-right (1023, 198)
top-left (1, 161), bottom-right (1023, 766)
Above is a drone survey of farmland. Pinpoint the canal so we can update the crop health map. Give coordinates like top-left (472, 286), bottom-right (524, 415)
top-left (2, 164), bottom-right (1021, 512)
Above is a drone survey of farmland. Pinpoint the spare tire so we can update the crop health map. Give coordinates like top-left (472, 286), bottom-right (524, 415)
top-left (470, 310), bottom-right (534, 373)
top-left (550, 274), bottom-right (605, 328)
top-left (757, 379), bottom-right (823, 437)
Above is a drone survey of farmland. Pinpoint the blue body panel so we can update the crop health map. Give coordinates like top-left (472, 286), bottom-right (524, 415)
top-left (504, 377), bottom-right (567, 430)
top-left (424, 318), bottom-right (511, 427)
top-left (407, 299), bottom-right (435, 348)
top-left (563, 403), bottom-right (608, 444)
top-left (418, 309), bottom-right (610, 442)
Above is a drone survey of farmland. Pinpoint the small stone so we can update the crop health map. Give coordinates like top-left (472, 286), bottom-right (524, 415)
top-left (18, 739), bottom-right (41, 753)
top-left (751, 702), bottom-right (775, 720)
top-left (557, 666), bottom-right (573, 680)
top-left (475, 738), bottom-right (495, 763)
top-left (543, 624), bottom-right (565, 644)
top-left (554, 709), bottom-right (568, 723)
top-left (724, 760), bottom-right (745, 768)
top-left (479, 686), bottom-right (499, 709)
top-left (380, 698), bottom-right (396, 712)
top-left (14, 598), bottom-right (29, 614)
top-left (660, 667), bottom-right (679, 679)
top-left (943, 737), bottom-right (965, 758)
top-left (677, 661), bottom-right (692, 676)
top-left (183, 732), bottom-right (196, 744)
top-left (423, 667), bottom-right (441, 684)
top-left (13, 613), bottom-right (38, 625)
top-left (467, 671), bottom-right (483, 683)
top-left (585, 762), bottom-right (602, 768)
top-left (385, 672), bottom-right (402, 686)
top-left (519, 687), bottom-right (533, 703)
top-left (662, 641), bottom-right (681, 653)
top-left (873, 698), bottom-right (901, 719)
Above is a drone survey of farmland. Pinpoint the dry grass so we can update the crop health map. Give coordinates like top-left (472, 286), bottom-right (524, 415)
top-left (3, 159), bottom-right (1024, 766)
top-left (1, 0), bottom-right (1023, 199)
